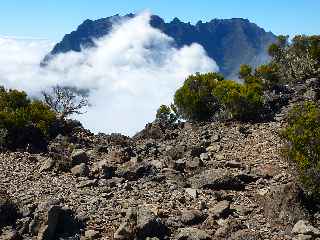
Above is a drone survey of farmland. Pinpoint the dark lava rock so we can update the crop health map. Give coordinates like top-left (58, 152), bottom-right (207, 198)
top-left (180, 210), bottom-right (207, 225)
top-left (190, 146), bottom-right (206, 158)
top-left (116, 161), bottom-right (158, 181)
top-left (175, 227), bottom-right (211, 240)
top-left (71, 149), bottom-right (88, 166)
top-left (262, 182), bottom-right (310, 225)
top-left (136, 207), bottom-right (169, 239)
top-left (37, 205), bottom-right (83, 240)
top-left (70, 163), bottom-right (90, 177)
top-left (0, 191), bottom-right (19, 229)
top-left (189, 169), bottom-right (256, 191)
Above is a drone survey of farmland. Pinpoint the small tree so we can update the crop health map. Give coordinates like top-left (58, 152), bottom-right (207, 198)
top-left (155, 104), bottom-right (178, 125)
top-left (42, 86), bottom-right (89, 120)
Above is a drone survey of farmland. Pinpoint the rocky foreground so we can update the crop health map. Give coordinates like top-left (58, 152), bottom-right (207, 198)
top-left (1, 81), bottom-right (320, 240)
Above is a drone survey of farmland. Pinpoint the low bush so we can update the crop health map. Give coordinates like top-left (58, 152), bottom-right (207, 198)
top-left (268, 35), bottom-right (320, 82)
top-left (173, 72), bottom-right (266, 122)
top-left (0, 87), bottom-right (58, 151)
top-left (282, 101), bottom-right (320, 199)
top-left (155, 104), bottom-right (178, 126)
top-left (213, 80), bottom-right (265, 121)
top-left (239, 63), bottom-right (281, 90)
top-left (174, 72), bottom-right (223, 121)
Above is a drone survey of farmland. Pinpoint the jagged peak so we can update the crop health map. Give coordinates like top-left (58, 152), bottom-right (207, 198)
top-left (171, 17), bottom-right (182, 24)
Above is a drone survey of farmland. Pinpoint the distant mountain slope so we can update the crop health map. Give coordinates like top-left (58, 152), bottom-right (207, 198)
top-left (43, 14), bottom-right (277, 78)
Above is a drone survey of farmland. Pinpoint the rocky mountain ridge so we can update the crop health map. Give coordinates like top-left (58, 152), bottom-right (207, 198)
top-left (42, 14), bottom-right (277, 78)
top-left (1, 79), bottom-right (320, 239)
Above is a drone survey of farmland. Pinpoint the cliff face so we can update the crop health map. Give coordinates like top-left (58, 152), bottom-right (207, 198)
top-left (43, 14), bottom-right (277, 78)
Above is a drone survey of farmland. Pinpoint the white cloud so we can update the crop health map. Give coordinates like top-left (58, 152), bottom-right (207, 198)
top-left (0, 11), bottom-right (218, 136)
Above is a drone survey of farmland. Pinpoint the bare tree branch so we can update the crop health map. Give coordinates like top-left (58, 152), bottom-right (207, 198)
top-left (42, 86), bottom-right (90, 120)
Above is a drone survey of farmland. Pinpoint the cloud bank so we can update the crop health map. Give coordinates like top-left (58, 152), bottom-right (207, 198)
top-left (0, 12), bottom-right (218, 135)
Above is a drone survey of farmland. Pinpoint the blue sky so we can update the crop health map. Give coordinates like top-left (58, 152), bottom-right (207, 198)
top-left (0, 0), bottom-right (319, 41)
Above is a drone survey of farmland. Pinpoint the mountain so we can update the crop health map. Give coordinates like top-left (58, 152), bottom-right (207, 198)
top-left (43, 14), bottom-right (277, 78)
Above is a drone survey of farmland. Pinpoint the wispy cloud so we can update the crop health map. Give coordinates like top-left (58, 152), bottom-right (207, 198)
top-left (0, 11), bottom-right (218, 136)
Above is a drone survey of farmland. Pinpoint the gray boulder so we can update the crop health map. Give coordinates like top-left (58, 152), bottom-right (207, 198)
top-left (91, 160), bottom-right (116, 179)
top-left (70, 163), bottom-right (89, 177)
top-left (189, 169), bottom-right (255, 190)
top-left (210, 200), bottom-right (231, 218)
top-left (39, 158), bottom-right (55, 172)
top-left (185, 188), bottom-right (198, 199)
top-left (37, 205), bottom-right (83, 240)
top-left (175, 228), bottom-right (211, 240)
top-left (186, 157), bottom-right (203, 170)
top-left (115, 207), bottom-right (169, 240)
top-left (136, 207), bottom-right (169, 239)
top-left (180, 210), bottom-right (207, 225)
top-left (114, 222), bottom-right (132, 240)
top-left (292, 220), bottom-right (320, 236)
top-left (116, 161), bottom-right (158, 181)
top-left (71, 149), bottom-right (88, 166)
top-left (262, 183), bottom-right (309, 225)
top-left (84, 229), bottom-right (101, 239)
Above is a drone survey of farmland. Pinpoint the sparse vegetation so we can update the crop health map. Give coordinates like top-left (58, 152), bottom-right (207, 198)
top-left (155, 104), bottom-right (178, 126)
top-left (0, 87), bottom-right (57, 151)
top-left (173, 71), bottom-right (266, 122)
top-left (268, 35), bottom-right (320, 82)
top-left (282, 102), bottom-right (320, 200)
top-left (42, 85), bottom-right (89, 120)
top-left (173, 72), bottom-right (224, 121)
top-left (213, 79), bottom-right (265, 121)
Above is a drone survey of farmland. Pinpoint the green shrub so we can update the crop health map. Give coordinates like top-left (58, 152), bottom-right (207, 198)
top-left (282, 101), bottom-right (320, 199)
top-left (239, 64), bottom-right (280, 90)
top-left (173, 72), bottom-right (266, 122)
top-left (239, 64), bottom-right (253, 80)
top-left (268, 35), bottom-right (320, 82)
top-left (155, 104), bottom-right (178, 125)
top-left (213, 80), bottom-right (265, 121)
top-left (174, 72), bottom-right (223, 121)
top-left (254, 63), bottom-right (281, 89)
top-left (240, 35), bottom-right (320, 89)
top-left (0, 87), bottom-right (57, 151)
